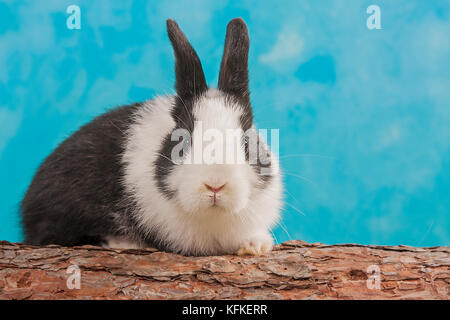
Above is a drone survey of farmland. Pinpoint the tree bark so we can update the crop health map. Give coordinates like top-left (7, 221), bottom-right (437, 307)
top-left (0, 240), bottom-right (448, 300)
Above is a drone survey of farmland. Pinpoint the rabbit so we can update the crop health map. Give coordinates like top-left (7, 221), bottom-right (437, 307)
top-left (20, 18), bottom-right (283, 256)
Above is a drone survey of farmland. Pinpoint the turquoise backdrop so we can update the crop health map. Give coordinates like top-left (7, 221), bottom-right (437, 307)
top-left (0, 0), bottom-right (449, 246)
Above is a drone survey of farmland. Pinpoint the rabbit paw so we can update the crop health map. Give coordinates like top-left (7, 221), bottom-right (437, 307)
top-left (237, 233), bottom-right (273, 256)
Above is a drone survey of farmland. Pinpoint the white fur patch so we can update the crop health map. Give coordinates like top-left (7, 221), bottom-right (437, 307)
top-left (122, 90), bottom-right (283, 255)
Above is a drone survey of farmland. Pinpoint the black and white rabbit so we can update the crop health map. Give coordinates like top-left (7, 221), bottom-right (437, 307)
top-left (21, 18), bottom-right (283, 256)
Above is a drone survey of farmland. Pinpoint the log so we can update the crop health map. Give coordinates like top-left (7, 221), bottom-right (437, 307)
top-left (0, 240), bottom-right (448, 300)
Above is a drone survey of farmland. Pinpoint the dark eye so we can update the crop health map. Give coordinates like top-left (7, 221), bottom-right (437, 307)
top-left (183, 138), bottom-right (190, 149)
top-left (241, 136), bottom-right (249, 160)
top-left (243, 135), bottom-right (250, 148)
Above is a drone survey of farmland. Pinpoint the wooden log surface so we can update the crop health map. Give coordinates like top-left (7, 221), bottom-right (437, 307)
top-left (0, 240), bottom-right (448, 300)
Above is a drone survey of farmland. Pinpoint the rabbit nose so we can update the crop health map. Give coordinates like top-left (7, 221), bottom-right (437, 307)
top-left (204, 183), bottom-right (226, 193)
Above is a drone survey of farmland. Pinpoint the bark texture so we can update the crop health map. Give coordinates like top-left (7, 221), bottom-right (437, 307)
top-left (0, 240), bottom-right (448, 300)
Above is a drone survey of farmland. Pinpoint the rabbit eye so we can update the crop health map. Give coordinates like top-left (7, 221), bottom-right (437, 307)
top-left (242, 136), bottom-right (250, 160)
top-left (243, 135), bottom-right (250, 147)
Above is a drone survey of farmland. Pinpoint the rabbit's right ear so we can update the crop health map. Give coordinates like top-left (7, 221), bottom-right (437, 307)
top-left (167, 19), bottom-right (207, 100)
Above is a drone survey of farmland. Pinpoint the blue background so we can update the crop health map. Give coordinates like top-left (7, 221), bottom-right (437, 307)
top-left (0, 0), bottom-right (449, 246)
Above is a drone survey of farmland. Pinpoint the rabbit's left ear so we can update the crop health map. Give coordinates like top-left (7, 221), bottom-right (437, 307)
top-left (218, 18), bottom-right (250, 107)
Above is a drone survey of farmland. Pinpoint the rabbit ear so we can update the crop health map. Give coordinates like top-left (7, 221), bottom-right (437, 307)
top-left (218, 18), bottom-right (250, 106)
top-left (167, 19), bottom-right (207, 99)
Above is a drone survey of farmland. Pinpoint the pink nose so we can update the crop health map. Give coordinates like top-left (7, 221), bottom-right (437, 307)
top-left (204, 183), bottom-right (226, 194)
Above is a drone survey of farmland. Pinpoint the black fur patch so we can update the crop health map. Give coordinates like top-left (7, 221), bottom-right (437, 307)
top-left (21, 103), bottom-right (144, 246)
top-left (154, 20), bottom-right (208, 199)
top-left (154, 93), bottom-right (201, 199)
top-left (243, 129), bottom-right (273, 187)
